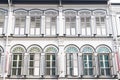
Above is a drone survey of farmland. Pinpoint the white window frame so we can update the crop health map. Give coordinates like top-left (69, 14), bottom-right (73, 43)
top-left (45, 10), bottom-right (58, 36)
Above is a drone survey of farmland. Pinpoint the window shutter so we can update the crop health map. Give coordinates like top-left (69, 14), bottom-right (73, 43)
top-left (73, 53), bottom-right (78, 76)
top-left (109, 54), bottom-right (113, 75)
top-left (66, 54), bottom-right (70, 75)
top-left (34, 53), bottom-right (40, 76)
top-left (63, 16), bottom-right (65, 35)
top-left (57, 16), bottom-right (59, 35)
top-left (55, 54), bottom-right (58, 76)
top-left (3, 16), bottom-right (8, 35)
top-left (11, 16), bottom-right (15, 35)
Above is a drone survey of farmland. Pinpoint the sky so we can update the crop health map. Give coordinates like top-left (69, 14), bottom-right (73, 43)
top-left (110, 0), bottom-right (120, 3)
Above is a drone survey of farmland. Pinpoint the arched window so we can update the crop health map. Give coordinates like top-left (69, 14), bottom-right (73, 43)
top-left (29, 10), bottom-right (43, 36)
top-left (14, 9), bottom-right (28, 35)
top-left (96, 45), bottom-right (112, 76)
top-left (65, 45), bottom-right (79, 76)
top-left (27, 45), bottom-right (42, 76)
top-left (79, 10), bottom-right (92, 36)
top-left (64, 10), bottom-right (77, 36)
top-left (44, 45), bottom-right (58, 76)
top-left (45, 10), bottom-right (58, 36)
top-left (11, 45), bottom-right (26, 76)
top-left (81, 45), bottom-right (94, 76)
top-left (0, 9), bottom-right (7, 35)
top-left (93, 10), bottom-right (107, 36)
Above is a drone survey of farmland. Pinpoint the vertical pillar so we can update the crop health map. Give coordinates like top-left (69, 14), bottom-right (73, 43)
top-left (78, 53), bottom-right (83, 77)
top-left (57, 16), bottom-right (59, 35)
top-left (91, 15), bottom-right (96, 35)
top-left (41, 16), bottom-right (45, 35)
top-left (76, 16), bottom-right (80, 35)
top-left (106, 16), bottom-right (109, 36)
top-left (23, 53), bottom-right (28, 76)
top-left (40, 53), bottom-right (45, 76)
top-left (73, 53), bottom-right (78, 76)
top-left (94, 53), bottom-right (99, 77)
top-left (25, 16), bottom-right (30, 35)
top-left (3, 16), bottom-right (8, 35)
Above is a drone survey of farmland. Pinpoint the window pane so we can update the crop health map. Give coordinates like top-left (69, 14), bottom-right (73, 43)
top-left (46, 61), bottom-right (50, 67)
top-left (100, 61), bottom-right (104, 67)
top-left (13, 55), bottom-right (17, 60)
top-left (106, 68), bottom-right (110, 75)
top-left (30, 61), bottom-right (34, 67)
top-left (89, 68), bottom-right (93, 75)
top-left (84, 68), bottom-right (87, 75)
top-left (88, 55), bottom-right (92, 60)
top-left (12, 68), bottom-right (16, 75)
top-left (83, 55), bottom-right (87, 60)
top-left (46, 55), bottom-right (50, 60)
top-left (18, 68), bottom-right (21, 75)
top-left (52, 68), bottom-right (56, 75)
top-left (29, 68), bottom-right (34, 75)
top-left (101, 68), bottom-right (104, 75)
top-left (105, 61), bottom-right (109, 67)
top-left (89, 61), bottom-right (92, 67)
top-left (13, 61), bottom-right (17, 67)
top-left (52, 61), bottom-right (55, 67)
top-left (19, 55), bottom-right (22, 60)
top-left (46, 68), bottom-right (50, 75)
top-left (30, 55), bottom-right (34, 60)
top-left (18, 61), bottom-right (22, 67)
top-left (104, 55), bottom-right (109, 60)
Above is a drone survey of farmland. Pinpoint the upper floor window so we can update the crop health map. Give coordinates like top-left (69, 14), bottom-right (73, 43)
top-left (44, 45), bottom-right (58, 76)
top-left (0, 9), bottom-right (7, 35)
top-left (65, 45), bottom-right (79, 76)
top-left (11, 45), bottom-right (26, 76)
top-left (29, 10), bottom-right (43, 36)
top-left (45, 10), bottom-right (58, 36)
top-left (64, 10), bottom-right (77, 36)
top-left (96, 45), bottom-right (112, 76)
top-left (14, 9), bottom-right (28, 35)
top-left (27, 45), bottom-right (42, 76)
top-left (94, 10), bottom-right (107, 36)
top-left (79, 10), bottom-right (91, 36)
top-left (81, 45), bottom-right (94, 76)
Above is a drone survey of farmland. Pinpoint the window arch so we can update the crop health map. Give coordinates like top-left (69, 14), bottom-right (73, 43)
top-left (44, 10), bottom-right (58, 36)
top-left (0, 9), bottom-right (8, 35)
top-left (96, 45), bottom-right (112, 76)
top-left (78, 10), bottom-right (92, 36)
top-left (93, 10), bottom-right (107, 36)
top-left (13, 9), bottom-right (28, 35)
top-left (11, 44), bottom-right (26, 76)
top-left (63, 10), bottom-right (77, 36)
top-left (27, 45), bottom-right (42, 76)
top-left (29, 9), bottom-right (43, 36)
top-left (81, 45), bottom-right (94, 76)
top-left (65, 45), bottom-right (79, 76)
top-left (44, 45), bottom-right (58, 76)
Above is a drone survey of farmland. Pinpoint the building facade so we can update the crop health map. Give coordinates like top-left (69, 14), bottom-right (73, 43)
top-left (0, 0), bottom-right (120, 80)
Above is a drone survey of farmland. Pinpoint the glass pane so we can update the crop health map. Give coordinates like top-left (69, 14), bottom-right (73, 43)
top-left (105, 61), bottom-right (109, 67)
top-left (30, 55), bottom-right (34, 60)
top-left (29, 68), bottom-right (34, 75)
top-left (46, 55), bottom-right (50, 60)
top-left (106, 68), bottom-right (110, 75)
top-left (52, 68), bottom-right (56, 75)
top-left (101, 17), bottom-right (105, 22)
top-left (89, 61), bottom-right (92, 67)
top-left (66, 17), bottom-right (70, 22)
top-left (99, 55), bottom-right (103, 60)
top-left (71, 17), bottom-right (76, 22)
top-left (46, 61), bottom-right (50, 67)
top-left (30, 61), bottom-right (34, 67)
top-left (84, 61), bottom-right (87, 67)
top-left (89, 68), bottom-right (93, 75)
top-left (18, 68), bottom-right (21, 75)
top-left (83, 55), bottom-right (87, 60)
top-left (52, 55), bottom-right (55, 60)
top-left (52, 61), bottom-right (55, 67)
top-left (13, 55), bottom-right (17, 60)
top-left (12, 68), bottom-right (16, 75)
top-left (46, 68), bottom-right (50, 75)
top-left (100, 61), bottom-right (104, 67)
top-left (88, 55), bottom-right (92, 60)
top-left (18, 61), bottom-right (22, 67)
top-left (101, 68), bottom-right (104, 75)
top-left (84, 68), bottom-right (87, 75)
top-left (104, 55), bottom-right (109, 60)
top-left (70, 68), bottom-right (73, 75)
top-left (19, 55), bottom-right (22, 60)
top-left (51, 17), bottom-right (56, 22)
